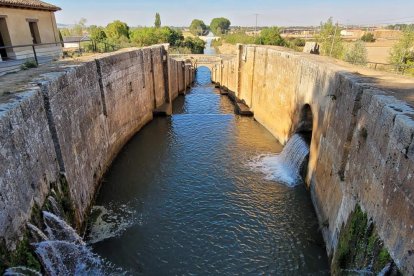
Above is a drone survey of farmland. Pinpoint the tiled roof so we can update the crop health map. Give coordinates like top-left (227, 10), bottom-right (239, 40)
top-left (0, 0), bottom-right (61, 11)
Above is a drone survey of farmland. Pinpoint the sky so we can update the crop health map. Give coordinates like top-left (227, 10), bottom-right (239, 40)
top-left (52, 0), bottom-right (414, 27)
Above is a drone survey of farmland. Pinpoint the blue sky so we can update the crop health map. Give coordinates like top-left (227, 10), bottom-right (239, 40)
top-left (52, 0), bottom-right (414, 27)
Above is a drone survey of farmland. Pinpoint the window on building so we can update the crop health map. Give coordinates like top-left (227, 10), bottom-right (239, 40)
top-left (28, 21), bottom-right (41, 44)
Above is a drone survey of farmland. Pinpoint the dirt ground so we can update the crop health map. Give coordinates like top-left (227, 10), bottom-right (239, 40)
top-left (216, 43), bottom-right (238, 55)
top-left (346, 39), bottom-right (397, 64)
top-left (216, 43), bottom-right (414, 104)
top-left (0, 48), bottom-right (138, 103)
top-left (219, 39), bottom-right (397, 64)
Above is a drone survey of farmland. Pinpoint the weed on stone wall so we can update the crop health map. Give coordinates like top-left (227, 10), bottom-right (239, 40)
top-left (0, 174), bottom-right (76, 274)
top-left (0, 233), bottom-right (42, 273)
top-left (332, 205), bottom-right (401, 275)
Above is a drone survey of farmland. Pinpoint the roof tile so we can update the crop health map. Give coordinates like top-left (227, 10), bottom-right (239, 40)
top-left (0, 0), bottom-right (61, 11)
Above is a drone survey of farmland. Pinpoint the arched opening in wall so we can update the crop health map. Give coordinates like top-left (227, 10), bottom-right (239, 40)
top-left (294, 104), bottom-right (313, 145)
top-left (195, 66), bottom-right (212, 85)
top-left (292, 104), bottom-right (314, 181)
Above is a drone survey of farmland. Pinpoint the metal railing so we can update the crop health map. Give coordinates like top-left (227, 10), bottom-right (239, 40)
top-left (366, 61), bottom-right (414, 75)
top-left (62, 38), bottom-right (119, 56)
top-left (0, 42), bottom-right (62, 75)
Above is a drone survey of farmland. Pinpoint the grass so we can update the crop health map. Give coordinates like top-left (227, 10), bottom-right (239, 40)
top-left (20, 59), bottom-right (38, 70)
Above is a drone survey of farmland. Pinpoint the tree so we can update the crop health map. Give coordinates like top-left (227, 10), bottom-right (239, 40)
top-left (361, 32), bottom-right (375, 42)
top-left (257, 27), bottom-right (286, 46)
top-left (130, 27), bottom-right (183, 47)
top-left (156, 27), bottom-right (183, 46)
top-left (155, 13), bottom-right (161, 28)
top-left (389, 26), bottom-right (414, 72)
top-left (59, 28), bottom-right (71, 37)
top-left (189, 19), bottom-right (207, 36)
top-left (89, 25), bottom-right (107, 51)
top-left (72, 18), bottom-right (87, 36)
top-left (89, 25), bottom-right (107, 41)
top-left (210, 18), bottom-right (231, 36)
top-left (105, 20), bottom-right (130, 40)
top-left (316, 17), bottom-right (344, 59)
top-left (180, 37), bottom-right (206, 54)
top-left (344, 40), bottom-right (367, 65)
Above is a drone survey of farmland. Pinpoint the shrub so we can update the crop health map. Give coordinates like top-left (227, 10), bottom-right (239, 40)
top-left (179, 37), bottom-right (206, 54)
top-left (291, 38), bottom-right (306, 47)
top-left (344, 40), bottom-right (368, 65)
top-left (389, 26), bottom-right (414, 73)
top-left (257, 27), bottom-right (286, 46)
top-left (361, 32), bottom-right (375, 42)
top-left (20, 59), bottom-right (37, 70)
top-left (130, 27), bottom-right (183, 47)
top-left (221, 31), bottom-right (256, 45)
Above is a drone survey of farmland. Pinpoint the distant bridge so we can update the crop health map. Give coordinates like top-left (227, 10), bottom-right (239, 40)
top-left (169, 54), bottom-right (235, 71)
top-left (198, 35), bottom-right (221, 42)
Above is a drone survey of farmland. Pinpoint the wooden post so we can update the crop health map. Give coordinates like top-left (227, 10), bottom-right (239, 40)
top-left (32, 45), bottom-right (39, 66)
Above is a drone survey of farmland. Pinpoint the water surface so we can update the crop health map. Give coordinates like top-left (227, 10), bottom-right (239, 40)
top-left (88, 67), bottom-right (329, 275)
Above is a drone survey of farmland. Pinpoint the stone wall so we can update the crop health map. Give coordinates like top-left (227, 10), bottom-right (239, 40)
top-left (213, 44), bottom-right (414, 274)
top-left (0, 45), bottom-right (193, 249)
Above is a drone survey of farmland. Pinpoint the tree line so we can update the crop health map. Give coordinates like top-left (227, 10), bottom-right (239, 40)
top-left (60, 14), bottom-right (206, 54)
top-left (60, 15), bottom-right (414, 76)
top-left (189, 18), bottom-right (231, 36)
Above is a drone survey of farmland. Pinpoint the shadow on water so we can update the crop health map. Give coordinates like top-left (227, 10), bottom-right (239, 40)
top-left (87, 65), bottom-right (329, 275)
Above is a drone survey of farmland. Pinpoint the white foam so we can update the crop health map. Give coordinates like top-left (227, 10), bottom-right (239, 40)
top-left (248, 134), bottom-right (310, 187)
top-left (87, 203), bottom-right (141, 244)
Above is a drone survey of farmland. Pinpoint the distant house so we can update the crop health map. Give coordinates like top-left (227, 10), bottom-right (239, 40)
top-left (0, 0), bottom-right (62, 62)
top-left (63, 35), bottom-right (90, 49)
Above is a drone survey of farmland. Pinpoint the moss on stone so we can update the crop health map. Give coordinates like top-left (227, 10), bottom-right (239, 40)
top-left (50, 175), bottom-right (76, 227)
top-left (0, 232), bottom-right (41, 274)
top-left (1, 174), bottom-right (76, 274)
top-left (332, 204), bottom-right (400, 275)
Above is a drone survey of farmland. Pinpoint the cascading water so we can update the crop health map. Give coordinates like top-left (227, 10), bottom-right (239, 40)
top-left (5, 206), bottom-right (108, 275)
top-left (249, 133), bottom-right (310, 187)
top-left (33, 211), bottom-right (104, 275)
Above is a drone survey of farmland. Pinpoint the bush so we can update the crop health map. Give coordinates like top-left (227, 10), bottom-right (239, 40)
top-left (257, 27), bottom-right (286, 46)
top-left (220, 31), bottom-right (256, 45)
top-left (179, 37), bottom-right (206, 54)
top-left (361, 32), bottom-right (375, 42)
top-left (389, 26), bottom-right (414, 72)
top-left (130, 27), bottom-right (183, 47)
top-left (20, 59), bottom-right (37, 70)
top-left (344, 40), bottom-right (367, 65)
top-left (291, 38), bottom-right (306, 47)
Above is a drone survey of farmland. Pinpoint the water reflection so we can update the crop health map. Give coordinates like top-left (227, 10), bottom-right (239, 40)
top-left (88, 66), bottom-right (329, 275)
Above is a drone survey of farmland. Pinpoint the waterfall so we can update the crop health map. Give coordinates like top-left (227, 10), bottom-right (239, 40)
top-left (6, 206), bottom-right (107, 275)
top-left (35, 240), bottom-right (102, 275)
top-left (248, 134), bottom-right (310, 187)
top-left (33, 211), bottom-right (104, 275)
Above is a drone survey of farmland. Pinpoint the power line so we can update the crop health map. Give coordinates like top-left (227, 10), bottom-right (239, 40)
top-left (348, 17), bottom-right (414, 26)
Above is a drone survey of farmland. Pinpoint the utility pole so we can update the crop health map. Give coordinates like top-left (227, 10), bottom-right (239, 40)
top-left (329, 22), bottom-right (339, 57)
top-left (254, 13), bottom-right (259, 37)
